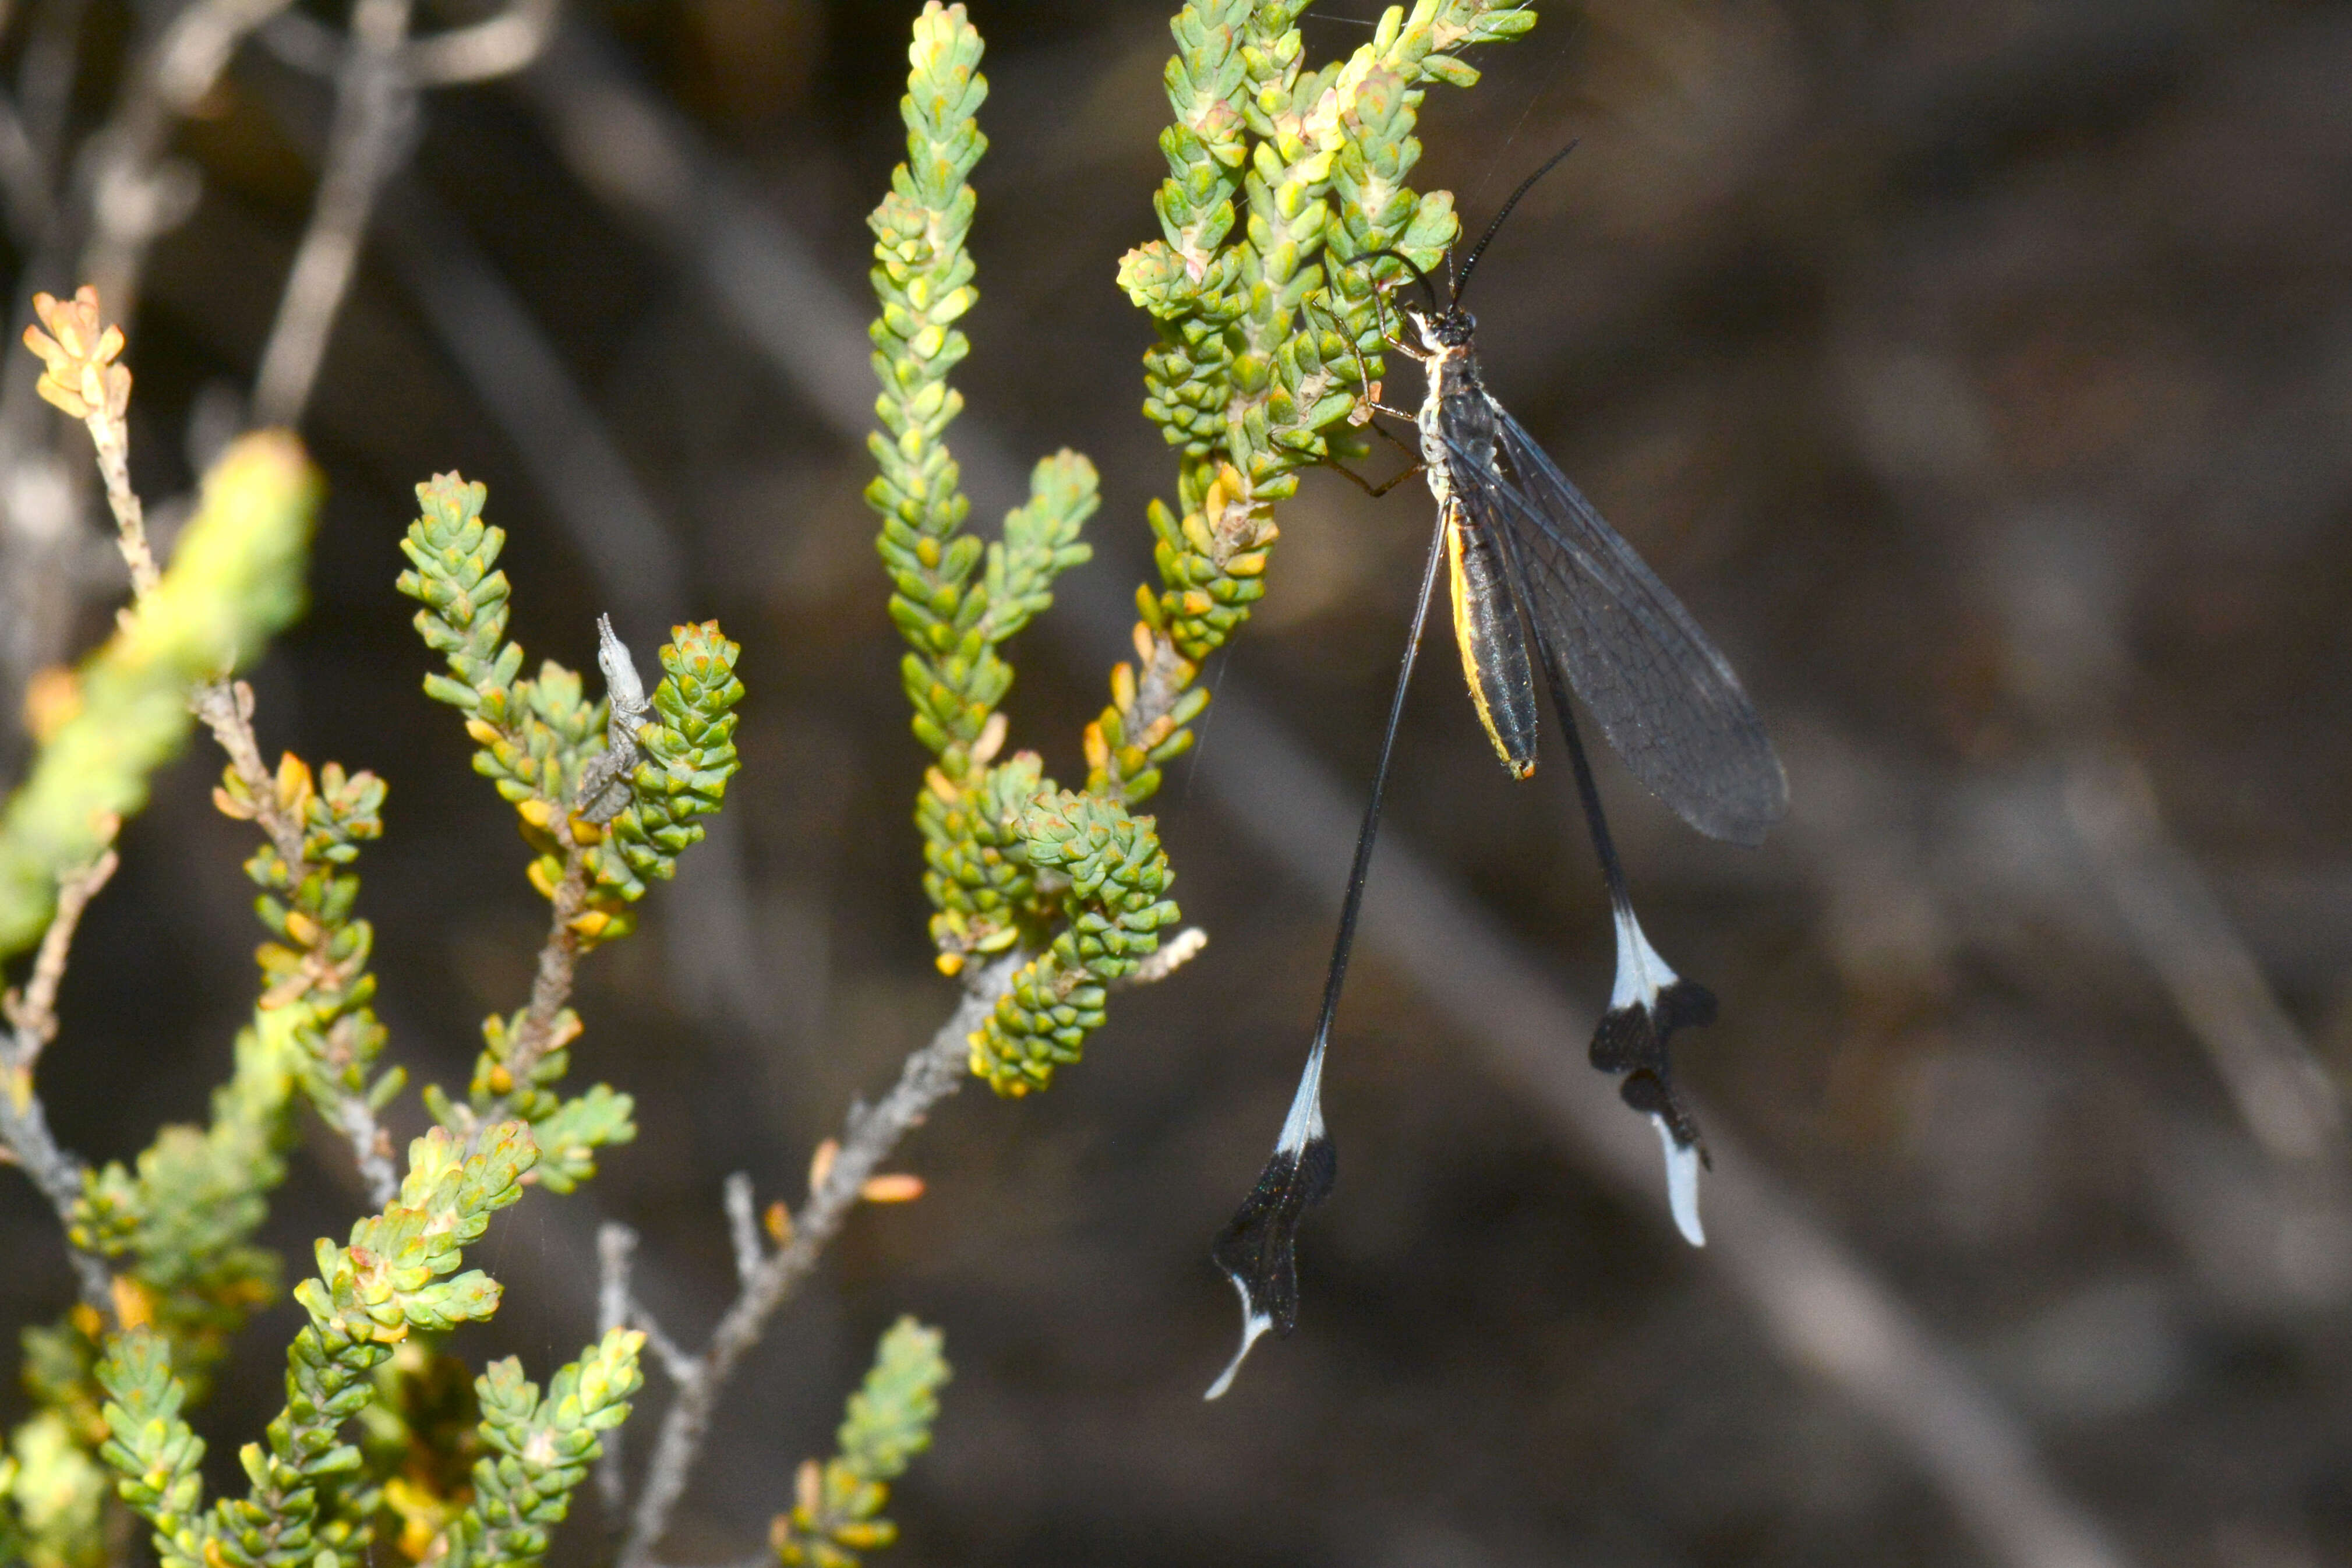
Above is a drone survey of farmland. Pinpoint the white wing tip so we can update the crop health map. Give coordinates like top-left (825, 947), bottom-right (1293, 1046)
top-left (1652, 1115), bottom-right (1706, 1247)
top-left (1205, 1301), bottom-right (1273, 1401)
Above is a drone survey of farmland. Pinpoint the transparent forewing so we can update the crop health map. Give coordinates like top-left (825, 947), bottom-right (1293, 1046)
top-left (1445, 403), bottom-right (1788, 845)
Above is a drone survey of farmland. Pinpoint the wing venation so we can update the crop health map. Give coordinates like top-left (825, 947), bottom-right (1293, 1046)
top-left (1444, 404), bottom-right (1787, 845)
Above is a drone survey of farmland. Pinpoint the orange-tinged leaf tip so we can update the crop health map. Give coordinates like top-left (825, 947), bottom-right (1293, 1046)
top-left (110, 1276), bottom-right (155, 1330)
top-left (21, 665), bottom-right (79, 742)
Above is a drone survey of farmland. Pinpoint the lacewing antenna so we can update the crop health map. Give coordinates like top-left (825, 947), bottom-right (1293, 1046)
top-left (1341, 135), bottom-right (1577, 322)
top-left (1452, 137), bottom-right (1580, 307)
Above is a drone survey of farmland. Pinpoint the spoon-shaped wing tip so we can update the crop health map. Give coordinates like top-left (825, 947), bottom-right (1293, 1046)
top-left (1652, 1114), bottom-right (1706, 1248)
top-left (1205, 1280), bottom-right (1272, 1401)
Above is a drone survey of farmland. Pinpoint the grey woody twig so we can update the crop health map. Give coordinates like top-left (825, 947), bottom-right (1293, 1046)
top-left (245, 0), bottom-right (561, 430)
top-left (616, 952), bottom-right (1025, 1568)
top-left (596, 1221), bottom-right (638, 1520)
top-left (629, 1302), bottom-right (696, 1389)
top-left (249, 0), bottom-right (415, 428)
top-left (23, 287), bottom-right (151, 592)
top-left (0, 835), bottom-right (120, 1319)
top-left (723, 1170), bottom-right (760, 1284)
top-left (399, 0), bottom-right (557, 86)
top-left (1115, 924), bottom-right (1207, 989)
top-left (482, 841), bottom-right (590, 1125)
top-left (3, 828), bottom-right (116, 1072)
top-left (262, 0), bottom-right (558, 86)
top-left (0, 1072), bottom-right (116, 1320)
top-left (79, 0), bottom-right (303, 310)
top-left (2065, 751), bottom-right (2349, 1171)
top-left (195, 683), bottom-right (400, 1208)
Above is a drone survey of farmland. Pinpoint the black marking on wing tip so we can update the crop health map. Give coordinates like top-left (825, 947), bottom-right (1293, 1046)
top-left (1591, 978), bottom-right (1717, 1159)
top-left (1211, 1134), bottom-right (1337, 1340)
top-left (1589, 977), bottom-right (1715, 1072)
top-left (1621, 1069), bottom-right (1711, 1168)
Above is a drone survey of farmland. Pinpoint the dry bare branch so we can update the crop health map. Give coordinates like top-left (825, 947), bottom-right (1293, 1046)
top-left (0, 838), bottom-right (123, 1319)
top-left (400, 0), bottom-right (556, 86)
top-left (616, 953), bottom-right (1023, 1568)
top-left (2066, 751), bottom-right (2348, 1171)
top-left (249, 0), bottom-right (415, 427)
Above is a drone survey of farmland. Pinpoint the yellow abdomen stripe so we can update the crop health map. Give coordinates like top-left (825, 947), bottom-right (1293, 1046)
top-left (1447, 507), bottom-right (1539, 779)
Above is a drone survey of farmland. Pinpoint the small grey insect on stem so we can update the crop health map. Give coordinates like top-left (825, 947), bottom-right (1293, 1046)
top-left (578, 613), bottom-right (650, 824)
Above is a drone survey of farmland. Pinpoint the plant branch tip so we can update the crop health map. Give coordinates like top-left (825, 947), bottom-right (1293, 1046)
top-left (1117, 924), bottom-right (1207, 988)
top-left (24, 285), bottom-right (129, 425)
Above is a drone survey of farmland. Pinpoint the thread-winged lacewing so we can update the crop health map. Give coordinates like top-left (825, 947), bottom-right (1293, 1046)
top-left (1206, 144), bottom-right (1788, 1399)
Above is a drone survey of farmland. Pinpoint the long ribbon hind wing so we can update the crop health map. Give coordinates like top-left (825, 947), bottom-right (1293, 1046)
top-left (1443, 406), bottom-right (1788, 846)
top-left (1205, 1046), bottom-right (1337, 1400)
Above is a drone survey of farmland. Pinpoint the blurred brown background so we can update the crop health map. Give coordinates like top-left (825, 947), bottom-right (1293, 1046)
top-left (5, 0), bottom-right (2352, 1563)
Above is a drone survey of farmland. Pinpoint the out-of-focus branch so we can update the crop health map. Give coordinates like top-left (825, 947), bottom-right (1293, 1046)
top-left (263, 0), bottom-right (559, 87)
top-left (0, 0), bottom-right (294, 766)
top-left (595, 1220), bottom-right (636, 1521)
top-left (2, 831), bottom-right (115, 1073)
top-left (248, 0), bottom-right (414, 427)
top-left (370, 174), bottom-right (684, 624)
top-left (0, 93), bottom-right (51, 243)
top-left (2065, 751), bottom-right (2347, 1171)
top-left (401, 0), bottom-right (557, 86)
top-left (722, 1170), bottom-right (760, 1283)
top-left (615, 953), bottom-right (1023, 1568)
top-left (79, 0), bottom-right (304, 312)
top-left (15, 0), bottom-right (95, 192)
top-left (1977, 490), bottom-right (2346, 1181)
top-left (246, 0), bottom-right (564, 430)
top-left (0, 838), bottom-right (121, 1319)
top-left (516, 21), bottom-right (878, 448)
